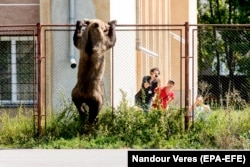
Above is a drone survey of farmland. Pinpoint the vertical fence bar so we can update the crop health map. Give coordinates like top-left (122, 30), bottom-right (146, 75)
top-left (111, 47), bottom-right (114, 121)
top-left (191, 28), bottom-right (195, 125)
top-left (37, 23), bottom-right (42, 136)
top-left (44, 28), bottom-right (47, 133)
top-left (184, 22), bottom-right (190, 131)
top-left (32, 29), bottom-right (37, 135)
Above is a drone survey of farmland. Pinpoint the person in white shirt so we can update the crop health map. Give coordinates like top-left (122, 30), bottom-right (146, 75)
top-left (188, 95), bottom-right (211, 121)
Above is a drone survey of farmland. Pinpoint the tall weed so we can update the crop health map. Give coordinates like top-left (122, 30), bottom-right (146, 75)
top-left (45, 100), bottom-right (82, 140)
top-left (0, 107), bottom-right (33, 147)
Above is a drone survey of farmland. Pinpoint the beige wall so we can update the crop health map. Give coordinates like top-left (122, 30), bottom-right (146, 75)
top-left (40, 0), bottom-right (51, 24)
top-left (170, 0), bottom-right (189, 24)
top-left (136, 0), bottom-right (195, 107)
top-left (93, 0), bottom-right (110, 22)
top-left (40, 0), bottom-right (52, 111)
top-left (169, 0), bottom-right (188, 94)
top-left (137, 0), bottom-right (171, 89)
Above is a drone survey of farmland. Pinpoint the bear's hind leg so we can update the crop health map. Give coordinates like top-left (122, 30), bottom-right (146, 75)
top-left (87, 99), bottom-right (102, 125)
top-left (73, 100), bottom-right (86, 121)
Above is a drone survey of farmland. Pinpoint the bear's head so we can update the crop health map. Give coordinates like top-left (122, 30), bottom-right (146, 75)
top-left (82, 19), bottom-right (117, 55)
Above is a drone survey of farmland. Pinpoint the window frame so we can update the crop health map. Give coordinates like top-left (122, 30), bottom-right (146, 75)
top-left (0, 36), bottom-right (37, 107)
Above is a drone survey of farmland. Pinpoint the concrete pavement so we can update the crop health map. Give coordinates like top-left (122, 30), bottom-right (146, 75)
top-left (0, 149), bottom-right (128, 167)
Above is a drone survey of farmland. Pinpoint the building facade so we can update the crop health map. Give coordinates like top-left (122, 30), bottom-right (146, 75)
top-left (0, 0), bottom-right (197, 110)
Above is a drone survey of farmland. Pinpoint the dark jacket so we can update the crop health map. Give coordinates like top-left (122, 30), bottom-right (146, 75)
top-left (135, 76), bottom-right (158, 105)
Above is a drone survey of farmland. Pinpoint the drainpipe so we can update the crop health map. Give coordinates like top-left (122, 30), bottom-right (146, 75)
top-left (69, 0), bottom-right (77, 68)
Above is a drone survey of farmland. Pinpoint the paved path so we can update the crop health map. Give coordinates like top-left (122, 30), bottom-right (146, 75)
top-left (0, 149), bottom-right (128, 167)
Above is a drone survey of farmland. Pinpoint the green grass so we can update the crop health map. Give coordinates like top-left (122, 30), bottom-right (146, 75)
top-left (0, 101), bottom-right (249, 149)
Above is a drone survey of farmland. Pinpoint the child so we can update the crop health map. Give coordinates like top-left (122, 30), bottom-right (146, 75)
top-left (188, 95), bottom-right (211, 121)
top-left (152, 80), bottom-right (175, 111)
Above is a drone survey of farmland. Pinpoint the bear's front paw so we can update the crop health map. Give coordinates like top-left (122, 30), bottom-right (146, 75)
top-left (108, 20), bottom-right (117, 28)
top-left (76, 20), bottom-right (83, 29)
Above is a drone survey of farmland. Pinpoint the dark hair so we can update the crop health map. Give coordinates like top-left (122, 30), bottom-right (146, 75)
top-left (150, 67), bottom-right (160, 75)
top-left (168, 80), bottom-right (175, 85)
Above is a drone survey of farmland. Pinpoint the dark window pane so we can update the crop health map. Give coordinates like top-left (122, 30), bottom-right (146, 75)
top-left (0, 41), bottom-right (11, 101)
top-left (16, 41), bottom-right (35, 101)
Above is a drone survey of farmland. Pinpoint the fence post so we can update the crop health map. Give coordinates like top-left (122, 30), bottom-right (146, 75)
top-left (37, 23), bottom-right (42, 136)
top-left (184, 22), bottom-right (190, 131)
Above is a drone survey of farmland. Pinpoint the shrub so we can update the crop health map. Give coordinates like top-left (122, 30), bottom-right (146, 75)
top-left (95, 91), bottom-right (184, 148)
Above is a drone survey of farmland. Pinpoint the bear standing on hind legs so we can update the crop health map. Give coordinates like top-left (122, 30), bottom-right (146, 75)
top-left (71, 19), bottom-right (116, 126)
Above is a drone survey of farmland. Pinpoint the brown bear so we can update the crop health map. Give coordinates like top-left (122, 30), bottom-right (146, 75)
top-left (71, 18), bottom-right (116, 125)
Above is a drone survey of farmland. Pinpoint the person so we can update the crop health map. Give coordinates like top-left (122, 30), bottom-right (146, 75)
top-left (152, 80), bottom-right (175, 111)
top-left (135, 67), bottom-right (161, 112)
top-left (188, 95), bottom-right (211, 121)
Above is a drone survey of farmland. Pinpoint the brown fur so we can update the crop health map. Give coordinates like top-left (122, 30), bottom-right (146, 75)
top-left (72, 19), bottom-right (116, 125)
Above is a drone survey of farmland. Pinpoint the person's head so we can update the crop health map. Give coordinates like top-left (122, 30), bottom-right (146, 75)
top-left (196, 95), bottom-right (203, 104)
top-left (150, 67), bottom-right (160, 78)
top-left (167, 80), bottom-right (175, 88)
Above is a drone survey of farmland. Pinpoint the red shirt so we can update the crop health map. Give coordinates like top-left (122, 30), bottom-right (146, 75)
top-left (153, 86), bottom-right (175, 109)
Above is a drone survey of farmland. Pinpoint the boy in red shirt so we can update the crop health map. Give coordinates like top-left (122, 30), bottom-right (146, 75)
top-left (152, 80), bottom-right (175, 110)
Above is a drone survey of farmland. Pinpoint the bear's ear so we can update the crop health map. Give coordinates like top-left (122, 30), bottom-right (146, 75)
top-left (83, 19), bottom-right (92, 26)
top-left (94, 23), bottom-right (99, 28)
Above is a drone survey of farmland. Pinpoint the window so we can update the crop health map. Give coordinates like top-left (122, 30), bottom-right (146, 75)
top-left (0, 37), bottom-right (37, 107)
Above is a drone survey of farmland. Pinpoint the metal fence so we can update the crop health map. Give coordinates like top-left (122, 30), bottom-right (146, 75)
top-left (0, 23), bottom-right (249, 135)
top-left (0, 26), bottom-right (39, 133)
top-left (192, 25), bottom-right (250, 110)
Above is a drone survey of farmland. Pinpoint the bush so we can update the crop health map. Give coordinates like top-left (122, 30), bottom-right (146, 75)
top-left (96, 107), bottom-right (184, 148)
top-left (184, 108), bottom-right (250, 149)
top-left (95, 90), bottom-right (184, 148)
top-left (0, 92), bottom-right (249, 149)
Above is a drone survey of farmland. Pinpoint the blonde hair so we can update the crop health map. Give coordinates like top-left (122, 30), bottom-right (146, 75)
top-left (196, 95), bottom-right (204, 105)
